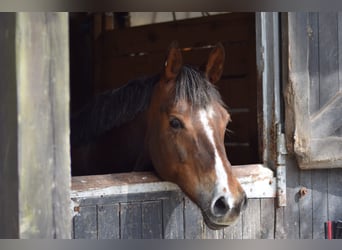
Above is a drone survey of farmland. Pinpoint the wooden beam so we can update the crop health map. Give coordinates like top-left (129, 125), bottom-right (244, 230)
top-left (15, 12), bottom-right (71, 238)
top-left (71, 164), bottom-right (276, 200)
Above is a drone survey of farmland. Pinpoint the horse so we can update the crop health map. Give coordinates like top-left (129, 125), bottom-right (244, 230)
top-left (71, 41), bottom-right (247, 229)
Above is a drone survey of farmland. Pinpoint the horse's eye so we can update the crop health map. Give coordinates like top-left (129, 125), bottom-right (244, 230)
top-left (169, 118), bottom-right (183, 129)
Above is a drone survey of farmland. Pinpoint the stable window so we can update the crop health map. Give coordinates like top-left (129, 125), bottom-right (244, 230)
top-left (0, 12), bottom-right (286, 239)
top-left (69, 12), bottom-right (285, 238)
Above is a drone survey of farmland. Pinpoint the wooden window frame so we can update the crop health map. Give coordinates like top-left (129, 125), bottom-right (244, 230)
top-left (284, 12), bottom-right (342, 170)
top-left (71, 12), bottom-right (286, 207)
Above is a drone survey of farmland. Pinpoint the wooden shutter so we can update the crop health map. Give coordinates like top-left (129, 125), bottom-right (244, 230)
top-left (285, 12), bottom-right (342, 169)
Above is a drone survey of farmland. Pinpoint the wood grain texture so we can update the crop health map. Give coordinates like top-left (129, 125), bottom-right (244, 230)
top-left (97, 204), bottom-right (120, 239)
top-left (318, 13), bottom-right (339, 109)
top-left (242, 199), bottom-right (261, 239)
top-left (260, 199), bottom-right (275, 239)
top-left (120, 202), bottom-right (142, 239)
top-left (328, 169), bottom-right (342, 222)
top-left (308, 13), bottom-right (320, 115)
top-left (16, 13), bottom-right (71, 238)
top-left (162, 192), bottom-right (184, 239)
top-left (73, 206), bottom-right (97, 239)
top-left (299, 170), bottom-right (313, 239)
top-left (311, 170), bottom-right (328, 239)
top-left (142, 201), bottom-right (163, 239)
top-left (223, 214), bottom-right (242, 239)
top-left (46, 12), bottom-right (72, 239)
top-left (184, 197), bottom-right (203, 239)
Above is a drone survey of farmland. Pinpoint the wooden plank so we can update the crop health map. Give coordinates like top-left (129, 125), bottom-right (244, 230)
top-left (46, 12), bottom-right (72, 239)
top-left (339, 13), bottom-right (342, 91)
top-left (318, 12), bottom-right (339, 109)
top-left (97, 204), bottom-right (120, 239)
top-left (242, 199), bottom-right (261, 239)
top-left (99, 13), bottom-right (255, 56)
top-left (328, 169), bottom-right (342, 222)
top-left (308, 138), bottom-right (342, 168)
top-left (162, 192), bottom-right (184, 239)
top-left (260, 199), bottom-right (275, 239)
top-left (96, 42), bottom-right (250, 93)
top-left (17, 13), bottom-right (54, 239)
top-left (71, 165), bottom-right (274, 194)
top-left (311, 93), bottom-right (342, 137)
top-left (203, 225), bottom-right (224, 239)
top-left (0, 13), bottom-right (19, 239)
top-left (141, 201), bottom-right (163, 239)
top-left (72, 171), bottom-right (165, 191)
top-left (275, 207), bottom-right (286, 239)
top-left (308, 13), bottom-right (320, 115)
top-left (73, 206), bottom-right (97, 239)
top-left (184, 197), bottom-right (203, 239)
top-left (120, 202), bottom-right (142, 239)
top-left (72, 191), bottom-right (174, 207)
top-left (312, 170), bottom-right (328, 239)
top-left (16, 13), bottom-right (71, 239)
top-left (299, 170), bottom-right (313, 239)
top-left (71, 165), bottom-right (276, 206)
top-left (223, 213), bottom-right (243, 239)
top-left (287, 12), bottom-right (312, 169)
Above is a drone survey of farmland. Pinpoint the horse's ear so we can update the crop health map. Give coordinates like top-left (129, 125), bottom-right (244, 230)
top-left (205, 42), bottom-right (225, 84)
top-left (163, 41), bottom-right (182, 82)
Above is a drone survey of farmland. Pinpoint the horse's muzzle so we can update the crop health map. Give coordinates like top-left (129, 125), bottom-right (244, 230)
top-left (202, 191), bottom-right (247, 230)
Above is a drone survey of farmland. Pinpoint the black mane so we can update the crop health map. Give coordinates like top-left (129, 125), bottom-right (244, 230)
top-left (71, 75), bottom-right (159, 147)
top-left (71, 65), bottom-right (224, 147)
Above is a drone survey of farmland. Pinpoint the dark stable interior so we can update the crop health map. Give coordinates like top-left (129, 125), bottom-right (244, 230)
top-left (69, 12), bottom-right (261, 176)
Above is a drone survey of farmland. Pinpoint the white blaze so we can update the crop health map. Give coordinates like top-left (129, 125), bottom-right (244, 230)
top-left (198, 107), bottom-right (234, 208)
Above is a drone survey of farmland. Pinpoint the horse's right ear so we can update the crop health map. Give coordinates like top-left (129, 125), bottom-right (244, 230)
top-left (162, 41), bottom-right (182, 82)
top-left (205, 42), bottom-right (225, 84)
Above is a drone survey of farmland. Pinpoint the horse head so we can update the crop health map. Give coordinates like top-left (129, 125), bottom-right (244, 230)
top-left (146, 42), bottom-right (247, 229)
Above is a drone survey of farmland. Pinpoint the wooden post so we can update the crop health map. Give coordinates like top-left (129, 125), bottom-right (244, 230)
top-left (0, 13), bottom-right (71, 239)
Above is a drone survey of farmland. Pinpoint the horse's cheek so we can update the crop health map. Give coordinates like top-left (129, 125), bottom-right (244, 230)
top-left (175, 142), bottom-right (187, 164)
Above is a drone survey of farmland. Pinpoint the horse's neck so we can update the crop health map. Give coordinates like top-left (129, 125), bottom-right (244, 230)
top-left (105, 110), bottom-right (152, 170)
top-left (71, 110), bottom-right (153, 175)
top-left (122, 111), bottom-right (152, 170)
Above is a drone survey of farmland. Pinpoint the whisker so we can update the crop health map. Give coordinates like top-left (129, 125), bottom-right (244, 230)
top-left (225, 128), bottom-right (234, 135)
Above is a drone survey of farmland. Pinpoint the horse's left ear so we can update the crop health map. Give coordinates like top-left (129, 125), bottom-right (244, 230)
top-left (163, 41), bottom-right (183, 82)
top-left (205, 42), bottom-right (225, 84)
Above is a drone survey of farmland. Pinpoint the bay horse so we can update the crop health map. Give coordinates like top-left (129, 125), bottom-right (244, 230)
top-left (71, 42), bottom-right (247, 229)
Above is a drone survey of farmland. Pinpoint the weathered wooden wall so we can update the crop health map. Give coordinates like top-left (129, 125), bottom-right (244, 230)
top-left (0, 13), bottom-right (72, 239)
top-left (71, 172), bottom-right (275, 239)
top-left (277, 12), bottom-right (342, 239)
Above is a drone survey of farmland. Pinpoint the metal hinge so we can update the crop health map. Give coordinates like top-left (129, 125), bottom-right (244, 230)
top-left (276, 124), bottom-right (287, 207)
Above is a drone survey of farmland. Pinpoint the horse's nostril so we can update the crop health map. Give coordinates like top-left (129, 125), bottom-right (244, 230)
top-left (213, 196), bottom-right (230, 217)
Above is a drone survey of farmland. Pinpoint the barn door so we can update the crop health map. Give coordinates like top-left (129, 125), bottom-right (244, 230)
top-left (285, 12), bottom-right (342, 169)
